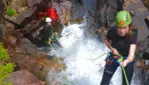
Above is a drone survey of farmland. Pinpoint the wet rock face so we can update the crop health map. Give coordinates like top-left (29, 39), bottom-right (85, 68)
top-left (17, 0), bottom-right (48, 26)
top-left (125, 0), bottom-right (149, 41)
top-left (137, 36), bottom-right (149, 59)
top-left (135, 36), bottom-right (149, 85)
top-left (28, 0), bottom-right (43, 8)
top-left (15, 0), bottom-right (72, 47)
top-left (93, 0), bottom-right (123, 29)
top-left (6, 70), bottom-right (46, 85)
top-left (0, 2), bottom-right (4, 40)
top-left (106, 0), bottom-right (123, 26)
top-left (8, 48), bottom-right (63, 81)
top-left (141, 70), bottom-right (149, 85)
top-left (20, 38), bottom-right (38, 54)
top-left (143, 0), bottom-right (149, 8)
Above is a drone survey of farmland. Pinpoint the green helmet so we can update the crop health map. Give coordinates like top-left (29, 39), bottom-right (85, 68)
top-left (116, 10), bottom-right (132, 27)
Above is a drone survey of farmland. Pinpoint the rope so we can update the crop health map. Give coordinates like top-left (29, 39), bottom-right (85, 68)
top-left (87, 52), bottom-right (110, 61)
top-left (57, 56), bottom-right (70, 85)
top-left (87, 52), bottom-right (129, 85)
top-left (121, 66), bottom-right (129, 85)
top-left (118, 54), bottom-right (129, 85)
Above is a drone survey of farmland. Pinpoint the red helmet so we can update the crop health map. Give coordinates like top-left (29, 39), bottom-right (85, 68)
top-left (47, 8), bottom-right (58, 21)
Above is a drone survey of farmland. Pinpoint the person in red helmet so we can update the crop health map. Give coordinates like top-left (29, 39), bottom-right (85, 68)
top-left (100, 10), bottom-right (137, 85)
top-left (46, 7), bottom-right (59, 25)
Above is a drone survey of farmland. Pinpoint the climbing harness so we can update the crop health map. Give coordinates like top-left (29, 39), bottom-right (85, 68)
top-left (105, 52), bottom-right (115, 65)
top-left (57, 57), bottom-right (70, 85)
top-left (47, 26), bottom-right (60, 45)
top-left (103, 53), bottom-right (129, 85)
top-left (105, 53), bottom-right (129, 85)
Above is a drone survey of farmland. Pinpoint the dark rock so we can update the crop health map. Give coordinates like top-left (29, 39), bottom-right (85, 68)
top-left (124, 0), bottom-right (149, 41)
top-left (136, 37), bottom-right (149, 59)
top-left (0, 2), bottom-right (4, 40)
top-left (95, 5), bottom-right (107, 28)
top-left (95, 0), bottom-right (123, 28)
top-left (9, 51), bottom-right (63, 81)
top-left (73, 0), bottom-right (83, 4)
top-left (20, 38), bottom-right (38, 54)
top-left (71, 2), bottom-right (85, 19)
top-left (0, 2), bottom-right (4, 14)
top-left (134, 59), bottom-right (149, 85)
top-left (141, 69), bottom-right (149, 85)
top-left (96, 0), bottom-right (107, 10)
top-left (143, 52), bottom-right (149, 60)
top-left (0, 24), bottom-right (3, 41)
top-left (143, 0), bottom-right (149, 8)
top-left (105, 0), bottom-right (123, 26)
top-left (51, 1), bottom-right (72, 24)
top-left (16, 0), bottom-right (49, 27)
top-left (28, 0), bottom-right (43, 8)
top-left (135, 35), bottom-right (149, 85)
top-left (145, 15), bottom-right (149, 29)
top-left (16, 0), bottom-right (67, 47)
top-left (21, 20), bottom-right (51, 47)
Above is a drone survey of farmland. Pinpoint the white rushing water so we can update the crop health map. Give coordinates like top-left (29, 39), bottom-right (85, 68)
top-left (47, 17), bottom-right (126, 85)
top-left (46, 0), bottom-right (143, 84)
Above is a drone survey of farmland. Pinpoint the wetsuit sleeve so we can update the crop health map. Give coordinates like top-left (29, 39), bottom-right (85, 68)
top-left (131, 30), bottom-right (138, 44)
top-left (131, 35), bottom-right (137, 44)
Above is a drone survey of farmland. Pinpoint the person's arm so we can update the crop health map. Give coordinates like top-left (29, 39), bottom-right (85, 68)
top-left (104, 39), bottom-right (113, 51)
top-left (120, 33), bottom-right (137, 66)
top-left (126, 44), bottom-right (137, 63)
top-left (104, 28), bottom-right (120, 56)
top-left (126, 32), bottom-right (137, 63)
top-left (104, 38), bottom-right (120, 56)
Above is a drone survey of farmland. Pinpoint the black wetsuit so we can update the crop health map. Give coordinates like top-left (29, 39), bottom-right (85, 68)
top-left (100, 27), bottom-right (137, 85)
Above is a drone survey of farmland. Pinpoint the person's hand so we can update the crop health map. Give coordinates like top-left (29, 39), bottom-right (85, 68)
top-left (55, 32), bottom-right (59, 36)
top-left (120, 59), bottom-right (129, 67)
top-left (112, 48), bottom-right (119, 57)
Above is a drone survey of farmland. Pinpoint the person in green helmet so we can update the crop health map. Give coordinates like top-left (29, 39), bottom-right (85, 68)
top-left (100, 10), bottom-right (137, 85)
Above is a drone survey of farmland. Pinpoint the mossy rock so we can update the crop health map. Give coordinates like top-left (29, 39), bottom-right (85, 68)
top-left (7, 8), bottom-right (16, 17)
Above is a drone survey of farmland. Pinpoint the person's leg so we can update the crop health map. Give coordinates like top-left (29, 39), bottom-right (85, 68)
top-left (122, 62), bottom-right (134, 85)
top-left (100, 62), bottom-right (119, 85)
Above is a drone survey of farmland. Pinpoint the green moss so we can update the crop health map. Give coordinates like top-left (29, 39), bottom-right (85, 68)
top-left (0, 43), bottom-right (9, 61)
top-left (0, 43), bottom-right (15, 85)
top-left (6, 7), bottom-right (16, 17)
top-left (0, 63), bottom-right (14, 85)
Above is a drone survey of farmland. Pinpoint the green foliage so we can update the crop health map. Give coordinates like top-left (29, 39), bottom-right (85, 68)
top-left (0, 43), bottom-right (14, 85)
top-left (0, 43), bottom-right (9, 61)
top-left (0, 63), bottom-right (14, 85)
top-left (0, 0), bottom-right (15, 16)
top-left (6, 7), bottom-right (16, 16)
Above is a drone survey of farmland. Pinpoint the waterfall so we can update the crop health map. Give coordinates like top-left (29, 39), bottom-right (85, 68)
top-left (47, 0), bottom-right (142, 85)
top-left (47, 16), bottom-right (125, 85)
